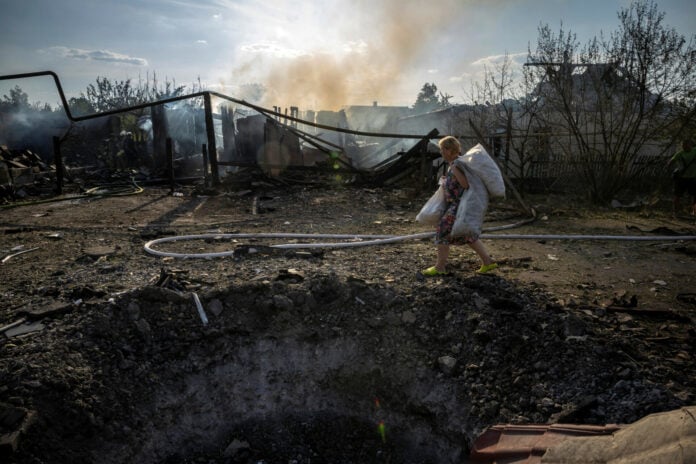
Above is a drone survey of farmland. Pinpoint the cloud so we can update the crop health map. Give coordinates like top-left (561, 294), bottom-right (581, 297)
top-left (44, 46), bottom-right (148, 66)
top-left (239, 41), bottom-right (310, 59)
top-left (471, 52), bottom-right (527, 67)
top-left (196, 40), bottom-right (208, 45)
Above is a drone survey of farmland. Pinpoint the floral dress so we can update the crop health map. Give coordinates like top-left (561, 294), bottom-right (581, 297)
top-left (435, 165), bottom-right (475, 245)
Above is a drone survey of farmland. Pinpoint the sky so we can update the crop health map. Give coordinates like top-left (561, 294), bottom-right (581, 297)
top-left (1, 0), bottom-right (694, 112)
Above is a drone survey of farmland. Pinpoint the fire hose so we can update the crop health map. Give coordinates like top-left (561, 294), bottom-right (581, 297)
top-left (143, 228), bottom-right (696, 259)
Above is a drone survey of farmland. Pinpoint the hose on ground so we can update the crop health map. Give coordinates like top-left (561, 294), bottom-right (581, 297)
top-left (143, 229), bottom-right (696, 259)
top-left (1, 177), bottom-right (144, 209)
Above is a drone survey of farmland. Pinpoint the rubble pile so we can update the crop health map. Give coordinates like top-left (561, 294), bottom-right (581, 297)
top-left (0, 146), bottom-right (56, 201)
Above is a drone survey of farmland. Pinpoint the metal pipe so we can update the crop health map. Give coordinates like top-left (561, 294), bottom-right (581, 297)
top-left (191, 292), bottom-right (208, 325)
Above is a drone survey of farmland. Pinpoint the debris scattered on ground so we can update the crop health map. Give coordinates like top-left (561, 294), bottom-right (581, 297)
top-left (0, 185), bottom-right (694, 463)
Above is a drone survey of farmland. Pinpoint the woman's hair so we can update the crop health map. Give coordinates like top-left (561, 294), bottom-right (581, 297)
top-left (438, 136), bottom-right (461, 154)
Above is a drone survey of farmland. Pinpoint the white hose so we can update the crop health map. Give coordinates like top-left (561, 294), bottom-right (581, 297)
top-left (480, 233), bottom-right (696, 241)
top-left (144, 232), bottom-right (435, 258)
top-left (144, 230), bottom-right (696, 259)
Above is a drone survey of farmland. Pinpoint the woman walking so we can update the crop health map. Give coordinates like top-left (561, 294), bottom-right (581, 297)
top-left (422, 136), bottom-right (497, 276)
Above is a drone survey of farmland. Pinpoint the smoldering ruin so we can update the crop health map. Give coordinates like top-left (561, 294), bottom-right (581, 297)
top-left (1, 71), bottom-right (696, 464)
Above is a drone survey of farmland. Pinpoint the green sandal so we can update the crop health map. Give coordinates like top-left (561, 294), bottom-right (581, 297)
top-left (421, 266), bottom-right (449, 276)
top-left (477, 263), bottom-right (498, 274)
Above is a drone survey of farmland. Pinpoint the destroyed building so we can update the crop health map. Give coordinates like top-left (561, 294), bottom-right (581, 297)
top-left (1, 70), bottom-right (695, 464)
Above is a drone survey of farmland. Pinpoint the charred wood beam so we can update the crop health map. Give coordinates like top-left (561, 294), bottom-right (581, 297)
top-left (369, 129), bottom-right (439, 186)
top-left (203, 94), bottom-right (219, 186)
top-left (151, 104), bottom-right (168, 169)
top-left (166, 138), bottom-right (174, 193)
top-left (220, 106), bottom-right (237, 162)
top-left (52, 136), bottom-right (63, 195)
top-left (262, 117), bottom-right (357, 172)
top-left (201, 144), bottom-right (210, 186)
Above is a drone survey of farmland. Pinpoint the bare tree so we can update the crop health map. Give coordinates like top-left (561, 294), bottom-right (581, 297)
top-left (527, 1), bottom-right (696, 203)
top-left (507, 63), bottom-right (551, 192)
top-left (463, 54), bottom-right (547, 194)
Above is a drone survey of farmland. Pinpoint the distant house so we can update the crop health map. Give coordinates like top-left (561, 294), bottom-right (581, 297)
top-left (342, 102), bottom-right (411, 133)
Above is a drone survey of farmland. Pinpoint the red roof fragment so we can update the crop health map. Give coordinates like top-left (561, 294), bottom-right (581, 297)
top-left (470, 423), bottom-right (622, 463)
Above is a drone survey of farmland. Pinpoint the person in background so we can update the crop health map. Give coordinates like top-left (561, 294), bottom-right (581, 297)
top-left (669, 138), bottom-right (696, 216)
top-left (422, 136), bottom-right (497, 276)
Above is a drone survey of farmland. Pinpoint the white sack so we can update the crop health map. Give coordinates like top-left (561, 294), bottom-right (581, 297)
top-left (452, 166), bottom-right (488, 239)
top-left (453, 144), bottom-right (505, 198)
top-left (415, 185), bottom-right (446, 226)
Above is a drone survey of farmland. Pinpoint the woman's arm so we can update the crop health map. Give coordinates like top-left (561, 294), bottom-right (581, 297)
top-left (451, 164), bottom-right (469, 189)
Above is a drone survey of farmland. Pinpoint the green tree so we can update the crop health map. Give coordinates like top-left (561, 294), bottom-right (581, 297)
top-left (81, 74), bottom-right (187, 112)
top-left (1, 85), bottom-right (30, 111)
top-left (413, 82), bottom-right (452, 114)
top-left (1, 86), bottom-right (56, 113)
top-left (67, 96), bottom-right (96, 117)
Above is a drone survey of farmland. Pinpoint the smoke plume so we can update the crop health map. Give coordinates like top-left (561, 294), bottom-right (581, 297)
top-left (229, 0), bottom-right (462, 110)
